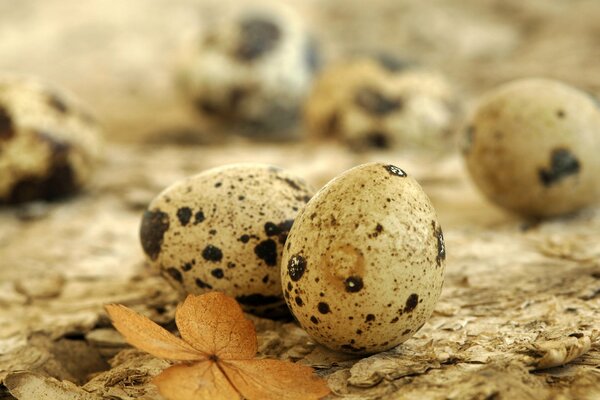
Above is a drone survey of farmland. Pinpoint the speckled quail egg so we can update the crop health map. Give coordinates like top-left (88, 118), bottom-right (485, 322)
top-left (176, 5), bottom-right (319, 138)
top-left (281, 162), bottom-right (445, 354)
top-left (305, 55), bottom-right (460, 150)
top-left (0, 76), bottom-right (102, 203)
top-left (140, 163), bottom-right (313, 318)
top-left (463, 78), bottom-right (600, 217)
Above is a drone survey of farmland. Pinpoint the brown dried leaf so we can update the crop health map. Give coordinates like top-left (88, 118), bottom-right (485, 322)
top-left (222, 359), bottom-right (331, 400)
top-left (106, 292), bottom-right (330, 400)
top-left (175, 293), bottom-right (257, 360)
top-left (153, 361), bottom-right (240, 400)
top-left (105, 304), bottom-right (204, 361)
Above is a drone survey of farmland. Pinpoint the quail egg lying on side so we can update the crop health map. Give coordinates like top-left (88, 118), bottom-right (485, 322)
top-left (463, 78), bottom-right (600, 217)
top-left (281, 163), bottom-right (445, 354)
top-left (0, 76), bottom-right (102, 203)
top-left (140, 164), bottom-right (313, 318)
top-left (176, 5), bottom-right (319, 138)
top-left (305, 55), bottom-right (460, 150)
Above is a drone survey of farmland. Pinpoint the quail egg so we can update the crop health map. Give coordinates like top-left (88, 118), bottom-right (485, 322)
top-left (0, 76), bottom-right (102, 203)
top-left (140, 163), bottom-right (313, 318)
top-left (463, 78), bottom-right (600, 217)
top-left (281, 162), bottom-right (445, 354)
top-left (176, 5), bottom-right (319, 138)
top-left (305, 55), bottom-right (459, 150)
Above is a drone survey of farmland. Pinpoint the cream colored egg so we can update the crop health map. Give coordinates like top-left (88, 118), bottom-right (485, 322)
top-left (463, 78), bottom-right (600, 217)
top-left (304, 56), bottom-right (460, 150)
top-left (140, 163), bottom-right (313, 318)
top-left (176, 5), bottom-right (319, 138)
top-left (0, 76), bottom-right (102, 203)
top-left (281, 162), bottom-right (445, 354)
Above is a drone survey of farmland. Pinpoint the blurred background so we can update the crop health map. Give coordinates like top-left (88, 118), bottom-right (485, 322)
top-left (2, 0), bottom-right (600, 142)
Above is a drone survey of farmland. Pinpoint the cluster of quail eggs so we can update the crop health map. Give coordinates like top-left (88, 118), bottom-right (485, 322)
top-left (0, 76), bottom-right (102, 204)
top-left (140, 161), bottom-right (446, 353)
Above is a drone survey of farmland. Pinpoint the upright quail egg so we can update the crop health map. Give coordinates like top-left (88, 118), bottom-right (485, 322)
top-left (305, 55), bottom-right (459, 150)
top-left (0, 76), bottom-right (102, 203)
top-left (140, 164), bottom-right (313, 318)
top-left (463, 78), bottom-right (600, 217)
top-left (281, 163), bottom-right (445, 354)
top-left (176, 5), bottom-right (319, 138)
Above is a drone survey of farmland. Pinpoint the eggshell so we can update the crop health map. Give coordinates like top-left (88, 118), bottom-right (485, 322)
top-left (176, 5), bottom-right (319, 137)
top-left (281, 162), bottom-right (445, 354)
top-left (140, 163), bottom-right (313, 318)
top-left (463, 78), bottom-right (600, 217)
top-left (305, 56), bottom-right (459, 150)
top-left (0, 76), bottom-right (102, 203)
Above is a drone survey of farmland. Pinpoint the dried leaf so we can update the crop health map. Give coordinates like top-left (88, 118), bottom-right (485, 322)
top-left (153, 361), bottom-right (240, 400)
top-left (222, 359), bottom-right (331, 400)
top-left (106, 292), bottom-right (330, 400)
top-left (104, 304), bottom-right (203, 361)
top-left (175, 293), bottom-right (257, 360)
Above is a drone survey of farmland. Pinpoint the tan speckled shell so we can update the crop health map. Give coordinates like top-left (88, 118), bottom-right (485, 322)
top-left (140, 163), bottom-right (313, 318)
top-left (0, 76), bottom-right (102, 203)
top-left (304, 58), bottom-right (459, 150)
top-left (176, 5), bottom-right (317, 136)
top-left (281, 162), bottom-right (445, 354)
top-left (463, 78), bottom-right (600, 217)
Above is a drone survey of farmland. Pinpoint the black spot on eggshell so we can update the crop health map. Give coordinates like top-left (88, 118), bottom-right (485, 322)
top-left (310, 316), bottom-right (319, 324)
top-left (239, 234), bottom-right (250, 243)
top-left (47, 93), bottom-right (69, 114)
top-left (182, 262), bottom-right (193, 271)
top-left (235, 16), bottom-right (281, 61)
top-left (317, 302), bottom-right (330, 314)
top-left (7, 132), bottom-right (78, 203)
top-left (264, 220), bottom-right (294, 237)
top-left (194, 211), bottom-right (205, 224)
top-left (236, 294), bottom-right (282, 306)
top-left (384, 164), bottom-right (407, 177)
top-left (295, 296), bottom-right (303, 306)
top-left (195, 278), bottom-right (213, 289)
top-left (0, 106), bottom-right (14, 140)
top-left (176, 207), bottom-right (192, 226)
top-left (254, 239), bottom-right (277, 266)
top-left (288, 254), bottom-right (307, 281)
top-left (140, 209), bottom-right (170, 261)
top-left (374, 53), bottom-right (413, 72)
top-left (538, 148), bottom-right (581, 187)
top-left (365, 131), bottom-right (390, 149)
top-left (344, 276), bottom-right (364, 293)
top-left (202, 245), bottom-right (223, 262)
top-left (275, 175), bottom-right (304, 191)
top-left (436, 226), bottom-right (446, 267)
top-left (211, 268), bottom-right (224, 279)
top-left (355, 87), bottom-right (402, 116)
top-left (404, 293), bottom-right (419, 313)
top-left (165, 267), bottom-right (183, 283)
top-left (365, 314), bottom-right (375, 322)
